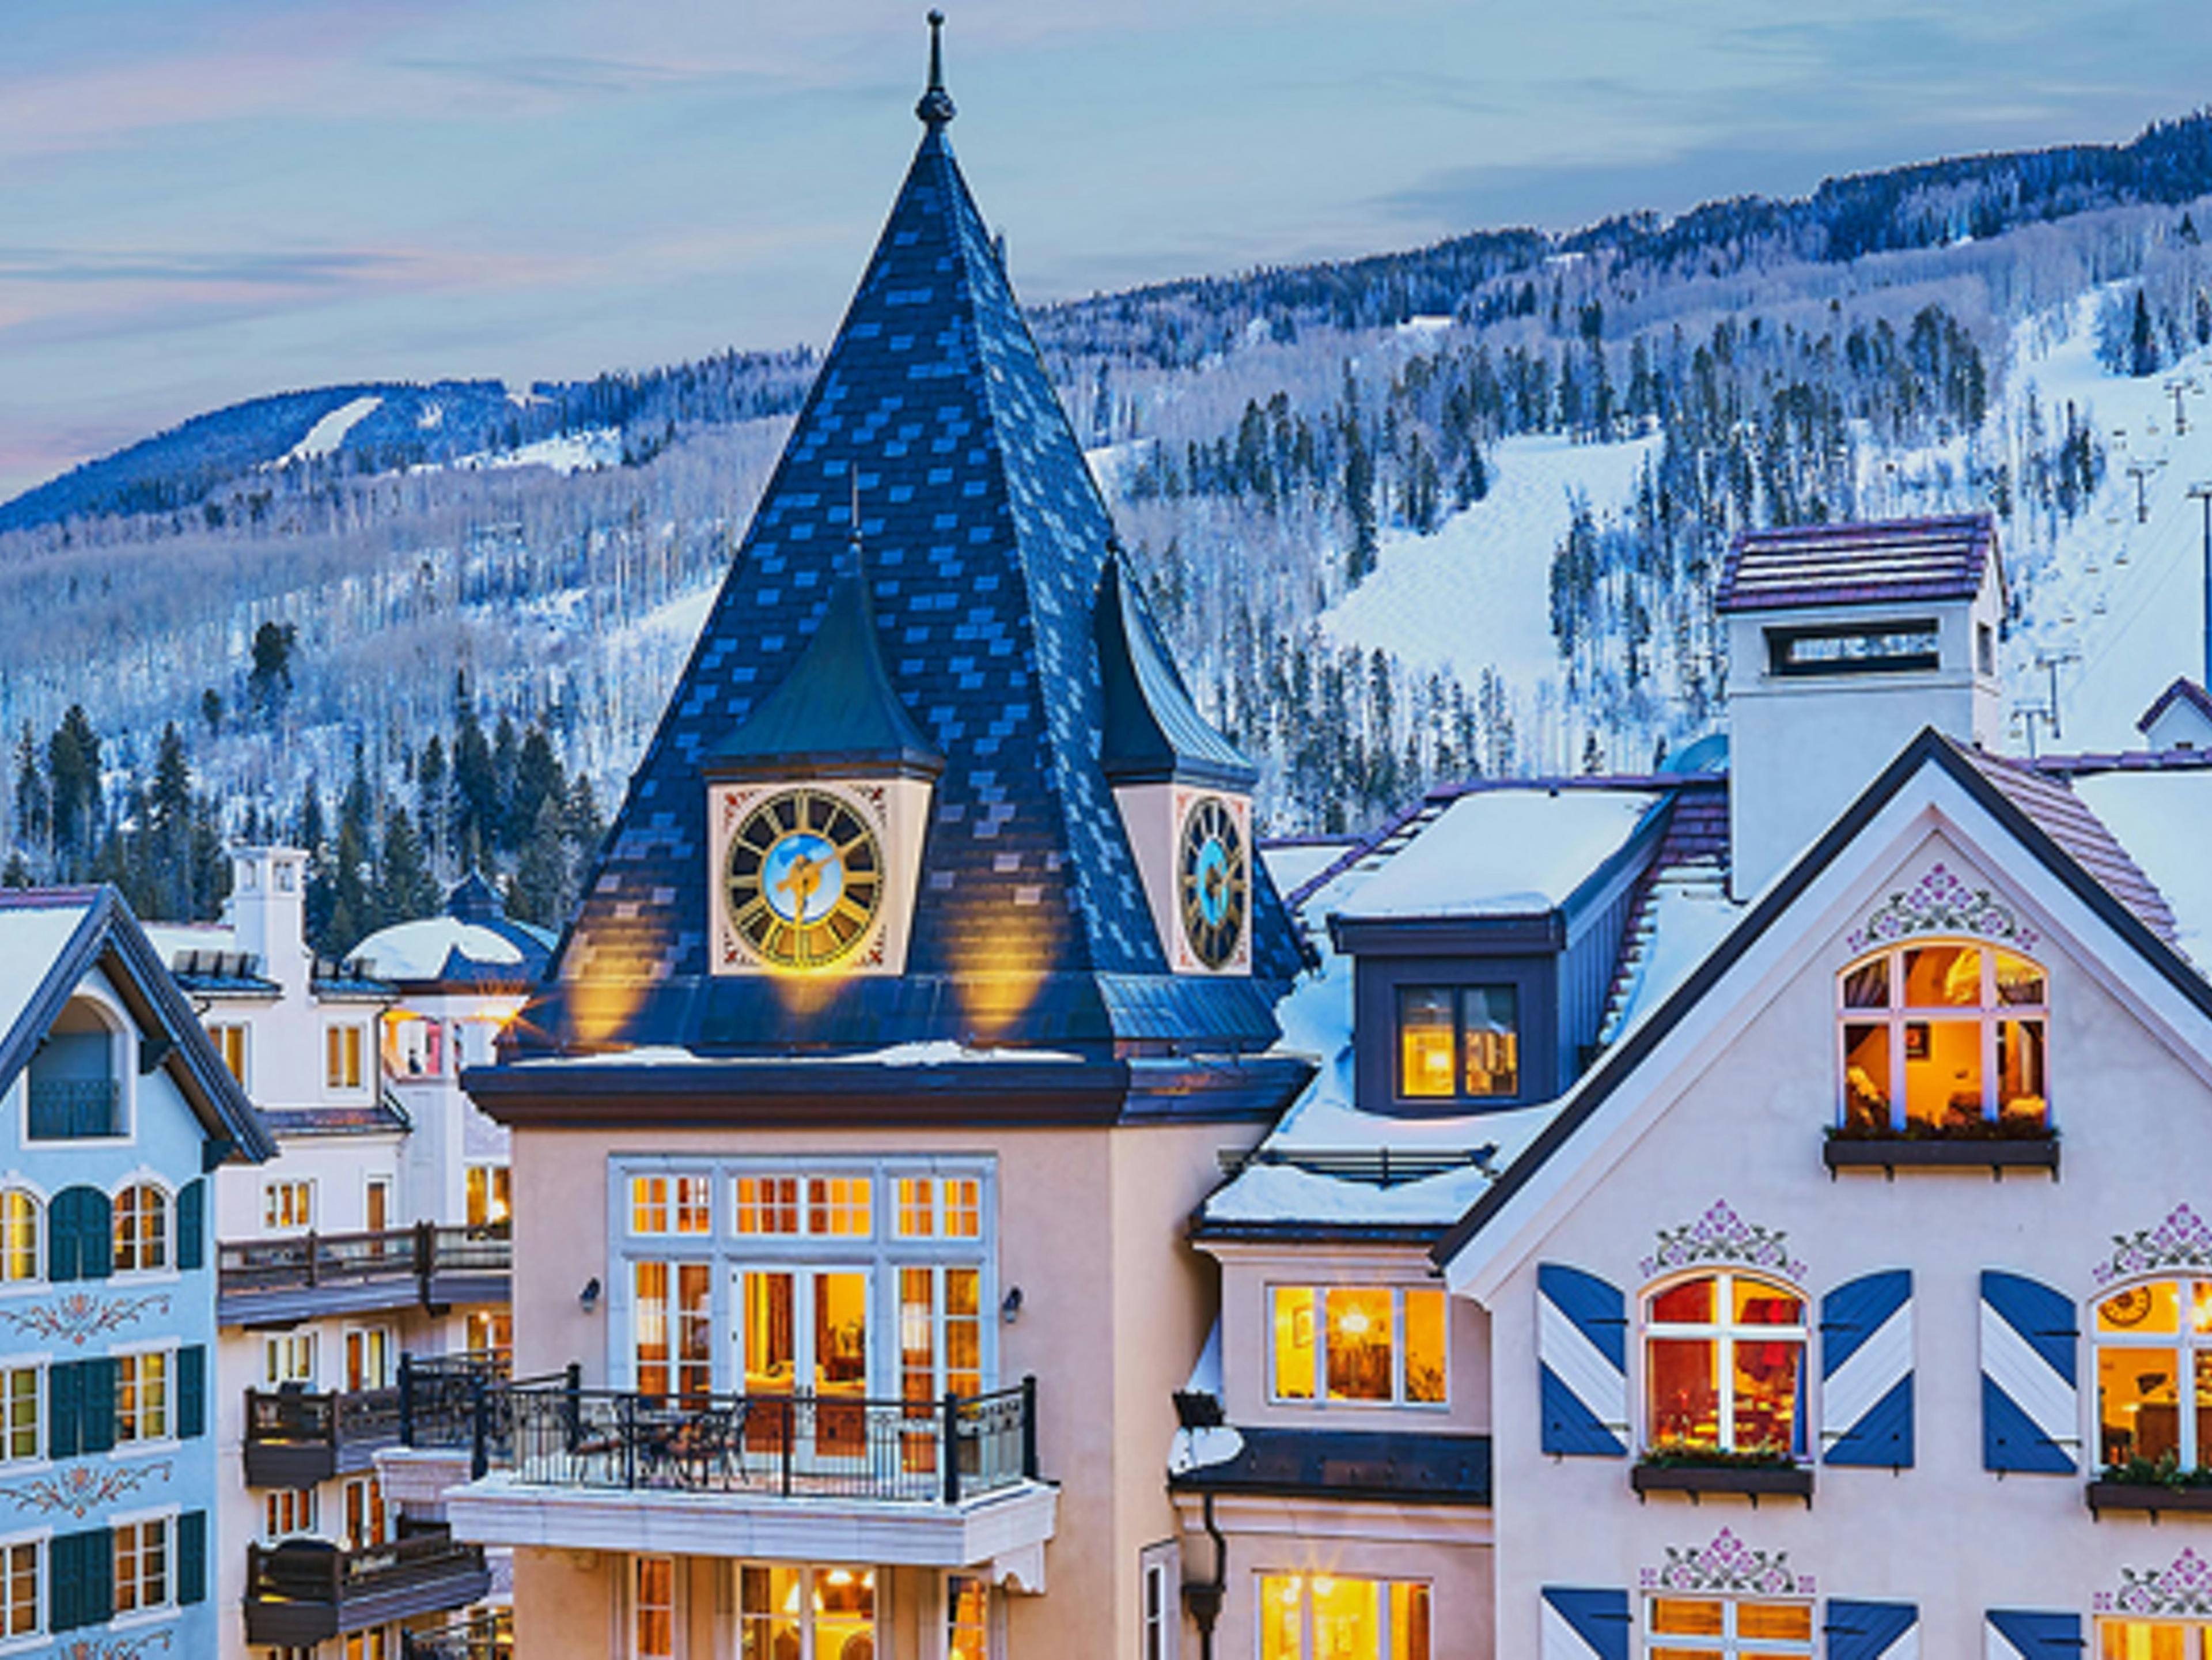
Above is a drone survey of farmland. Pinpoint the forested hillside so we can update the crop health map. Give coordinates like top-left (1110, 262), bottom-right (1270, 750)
top-left (7, 111), bottom-right (2212, 947)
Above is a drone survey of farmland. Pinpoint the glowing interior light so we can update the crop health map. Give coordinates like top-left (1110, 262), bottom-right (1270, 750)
top-left (827, 1569), bottom-right (853, 1587)
top-left (1338, 1307), bottom-right (1371, 1337)
top-left (1279, 1580), bottom-right (1303, 1605)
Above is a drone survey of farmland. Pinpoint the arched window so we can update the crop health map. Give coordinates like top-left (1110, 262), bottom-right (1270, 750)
top-left (113, 1184), bottom-right (168, 1275)
top-left (26, 997), bottom-right (124, 1140)
top-left (1839, 941), bottom-right (2048, 1134)
top-left (1645, 1272), bottom-right (1806, 1458)
top-left (0, 1192), bottom-right (37, 1283)
top-left (2096, 1277), bottom-right (2212, 1474)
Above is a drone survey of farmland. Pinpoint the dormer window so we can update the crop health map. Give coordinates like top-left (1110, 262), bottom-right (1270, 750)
top-left (1397, 986), bottom-right (1519, 1102)
top-left (1765, 619), bottom-right (1939, 678)
top-left (1838, 941), bottom-right (2047, 1134)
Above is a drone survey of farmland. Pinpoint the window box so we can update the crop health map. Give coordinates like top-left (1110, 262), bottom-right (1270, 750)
top-left (1631, 1457), bottom-right (1813, 1507)
top-left (2086, 1479), bottom-right (2212, 1519)
top-left (1823, 1130), bottom-right (2059, 1177)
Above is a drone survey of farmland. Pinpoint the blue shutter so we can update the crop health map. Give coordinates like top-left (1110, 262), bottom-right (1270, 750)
top-left (54, 1186), bottom-right (113, 1283)
top-left (49, 1528), bottom-right (110, 1632)
top-left (46, 1361), bottom-right (80, 1460)
top-left (1981, 1270), bottom-right (2079, 1473)
top-left (175, 1179), bottom-right (204, 1272)
top-left (78, 1358), bottom-right (115, 1457)
top-left (177, 1511), bottom-right (207, 1606)
top-left (47, 1188), bottom-right (84, 1282)
top-left (1825, 1600), bottom-right (1916, 1658)
top-left (1538, 1264), bottom-right (1629, 1455)
top-left (1821, 1270), bottom-right (1913, 1467)
top-left (1987, 1609), bottom-right (2085, 1657)
top-left (177, 1345), bottom-right (206, 1440)
top-left (1541, 1587), bottom-right (1630, 1660)
top-left (46, 1532), bottom-right (74, 1633)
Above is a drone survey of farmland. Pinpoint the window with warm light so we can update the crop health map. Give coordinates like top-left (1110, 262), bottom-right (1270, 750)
top-left (2099, 1620), bottom-right (2212, 1658)
top-left (113, 1183), bottom-right (168, 1273)
top-left (896, 1175), bottom-right (982, 1239)
top-left (0, 1191), bottom-right (39, 1284)
top-left (634, 1261), bottom-right (712, 1405)
top-left (263, 1333), bottom-right (316, 1387)
top-left (0, 1536), bottom-right (38, 1640)
top-left (341, 1474), bottom-right (386, 1550)
top-left (630, 1174), bottom-right (710, 1236)
top-left (1259, 1575), bottom-right (1430, 1660)
top-left (115, 1350), bottom-right (170, 1444)
top-left (949, 1574), bottom-right (992, 1660)
top-left (632, 1555), bottom-right (676, 1660)
top-left (263, 1180), bottom-right (313, 1233)
top-left (902, 1266), bottom-right (983, 1405)
top-left (465, 1310), bottom-right (512, 1364)
top-left (1271, 1285), bottom-right (1446, 1406)
top-left (210, 1023), bottom-right (248, 1085)
top-left (466, 1164), bottom-right (512, 1230)
top-left (1645, 1594), bottom-right (1813, 1657)
top-left (324, 1023), bottom-right (366, 1092)
top-left (263, 1485), bottom-right (316, 1541)
top-left (2096, 1278), bottom-right (2212, 1473)
top-left (736, 1564), bottom-right (875, 1658)
top-left (113, 1516), bottom-right (171, 1616)
top-left (1396, 986), bottom-right (1518, 1101)
top-left (1838, 941), bottom-right (2048, 1133)
top-left (1645, 1273), bottom-right (1806, 1458)
top-left (0, 1366), bottom-right (37, 1465)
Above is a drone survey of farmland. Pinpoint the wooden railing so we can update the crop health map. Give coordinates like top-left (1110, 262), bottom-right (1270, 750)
top-left (402, 1363), bottom-right (1038, 1504)
top-left (403, 1609), bottom-right (513, 1660)
top-left (245, 1386), bottom-right (402, 1451)
top-left (218, 1222), bottom-right (510, 1306)
top-left (243, 1530), bottom-right (491, 1643)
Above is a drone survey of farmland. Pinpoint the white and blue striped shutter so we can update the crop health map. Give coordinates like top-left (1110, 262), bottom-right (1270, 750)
top-left (1825, 1600), bottom-right (1916, 1658)
top-left (1538, 1264), bottom-right (1629, 1456)
top-left (1821, 1270), bottom-right (1913, 1467)
top-left (1980, 1270), bottom-right (2080, 1474)
top-left (1986, 1609), bottom-right (2084, 1658)
top-left (1541, 1587), bottom-right (1629, 1660)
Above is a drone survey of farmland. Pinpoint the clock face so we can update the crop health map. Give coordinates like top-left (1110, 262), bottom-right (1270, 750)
top-left (1177, 795), bottom-right (1248, 970)
top-left (723, 789), bottom-right (884, 969)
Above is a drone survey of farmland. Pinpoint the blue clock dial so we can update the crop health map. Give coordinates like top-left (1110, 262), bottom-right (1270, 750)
top-left (1176, 795), bottom-right (1247, 969)
top-left (725, 789), bottom-right (882, 969)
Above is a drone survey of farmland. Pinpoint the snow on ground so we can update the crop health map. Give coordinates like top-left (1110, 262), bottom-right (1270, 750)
top-left (2005, 294), bottom-right (2212, 751)
top-left (1337, 789), bottom-right (1661, 920)
top-left (281, 395), bottom-right (381, 464)
top-left (454, 428), bottom-right (623, 475)
top-left (1319, 432), bottom-right (1660, 689)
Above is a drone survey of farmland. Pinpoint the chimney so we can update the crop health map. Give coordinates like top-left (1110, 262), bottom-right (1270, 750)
top-left (228, 846), bottom-right (311, 1000)
top-left (1720, 516), bottom-right (2005, 901)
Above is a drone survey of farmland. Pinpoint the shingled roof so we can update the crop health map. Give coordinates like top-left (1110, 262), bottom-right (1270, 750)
top-left (1716, 515), bottom-right (2000, 613)
top-left (513, 36), bottom-right (1298, 1057)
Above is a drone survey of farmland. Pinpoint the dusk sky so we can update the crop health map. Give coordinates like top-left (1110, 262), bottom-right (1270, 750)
top-left (4, 0), bottom-right (2207, 501)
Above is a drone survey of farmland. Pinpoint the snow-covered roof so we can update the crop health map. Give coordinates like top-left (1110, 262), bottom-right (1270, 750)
top-left (1332, 788), bottom-right (1662, 921)
top-left (1260, 840), bottom-right (1358, 898)
top-left (354, 872), bottom-right (554, 990)
top-left (0, 897), bottom-right (98, 1048)
top-left (359, 917), bottom-right (526, 981)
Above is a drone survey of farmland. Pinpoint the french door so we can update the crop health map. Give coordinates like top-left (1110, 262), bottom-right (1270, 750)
top-left (738, 1267), bottom-right (872, 1460)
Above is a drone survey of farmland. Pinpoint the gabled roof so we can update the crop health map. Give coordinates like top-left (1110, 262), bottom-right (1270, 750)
top-left (0, 887), bottom-right (273, 1162)
top-left (1094, 558), bottom-right (1255, 790)
top-left (513, 40), bottom-right (1299, 1057)
top-left (705, 563), bottom-right (944, 781)
top-left (1716, 514), bottom-right (1999, 612)
top-left (1432, 728), bottom-right (2201, 1275)
top-left (2137, 676), bottom-right (2212, 735)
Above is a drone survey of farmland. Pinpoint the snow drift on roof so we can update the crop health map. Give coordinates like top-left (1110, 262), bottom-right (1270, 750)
top-left (355, 917), bottom-right (524, 980)
top-left (1333, 789), bottom-right (1661, 921)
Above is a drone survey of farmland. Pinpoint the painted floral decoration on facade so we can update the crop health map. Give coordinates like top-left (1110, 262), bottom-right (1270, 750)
top-left (1846, 862), bottom-right (2037, 955)
top-left (1641, 1529), bottom-right (1813, 1597)
top-left (52, 1630), bottom-right (175, 1660)
top-left (0, 1291), bottom-right (172, 1348)
top-left (1641, 1201), bottom-right (1807, 1283)
top-left (2094, 1205), bottom-right (2212, 1285)
top-left (2100, 1549), bottom-right (2212, 1616)
top-left (52, 1638), bottom-right (173, 1660)
top-left (0, 1459), bottom-right (171, 1520)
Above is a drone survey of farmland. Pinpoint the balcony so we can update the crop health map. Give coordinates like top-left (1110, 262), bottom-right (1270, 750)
top-left (243, 1532), bottom-right (491, 1647)
top-left (218, 1223), bottom-right (511, 1324)
top-left (399, 1370), bottom-right (1057, 1576)
top-left (244, 1386), bottom-right (402, 1487)
top-left (403, 1610), bottom-right (513, 1660)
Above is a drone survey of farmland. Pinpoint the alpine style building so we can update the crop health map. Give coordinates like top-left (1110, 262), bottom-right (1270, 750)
top-left (357, 25), bottom-right (2212, 1660)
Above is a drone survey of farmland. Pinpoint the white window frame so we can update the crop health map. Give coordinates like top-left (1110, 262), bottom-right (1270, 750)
top-left (363, 1174), bottom-right (393, 1236)
top-left (111, 1180), bottom-right (171, 1277)
top-left (1836, 938), bottom-right (2050, 1130)
top-left (946, 1570), bottom-right (997, 1660)
top-left (340, 1474), bottom-right (386, 1551)
top-left (0, 1189), bottom-right (41, 1290)
top-left (630, 1175), bottom-right (713, 1238)
top-left (1139, 1542), bottom-right (1180, 1660)
top-left (1640, 1590), bottom-right (1816, 1656)
top-left (2094, 1274), bottom-right (2212, 1471)
top-left (108, 1506), bottom-right (177, 1623)
top-left (21, 992), bottom-right (132, 1148)
top-left (632, 1552), bottom-right (680, 1660)
top-left (262, 1485), bottom-right (318, 1542)
top-left (263, 1179), bottom-right (315, 1235)
top-left (0, 1363), bottom-right (40, 1469)
top-left (342, 1326), bottom-right (395, 1392)
top-left (263, 1332), bottom-right (317, 1389)
top-left (1266, 1283), bottom-right (1450, 1409)
top-left (112, 1344), bottom-right (175, 1450)
top-left (465, 1164), bottom-right (512, 1230)
top-left (207, 1022), bottom-right (250, 1089)
top-left (729, 1562), bottom-right (878, 1660)
top-left (0, 1527), bottom-right (46, 1647)
top-left (324, 1022), bottom-right (368, 1094)
top-left (1641, 1270), bottom-right (1809, 1459)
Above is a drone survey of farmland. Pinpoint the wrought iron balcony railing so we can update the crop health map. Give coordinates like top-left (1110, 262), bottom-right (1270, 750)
top-left (400, 1362), bottom-right (1039, 1506)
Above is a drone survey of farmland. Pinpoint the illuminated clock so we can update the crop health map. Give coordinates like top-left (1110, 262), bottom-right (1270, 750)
top-left (1177, 794), bottom-right (1248, 970)
top-left (2100, 1285), bottom-right (2156, 1329)
top-left (722, 789), bottom-right (884, 969)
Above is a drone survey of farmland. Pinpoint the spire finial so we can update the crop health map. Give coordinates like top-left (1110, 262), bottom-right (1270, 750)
top-left (916, 10), bottom-right (956, 128)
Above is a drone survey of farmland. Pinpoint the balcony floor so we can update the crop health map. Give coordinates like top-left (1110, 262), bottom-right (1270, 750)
top-left (444, 1471), bottom-right (1058, 1572)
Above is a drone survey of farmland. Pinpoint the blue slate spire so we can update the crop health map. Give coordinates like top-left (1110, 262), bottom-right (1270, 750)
top-left (517, 46), bottom-right (1301, 1056)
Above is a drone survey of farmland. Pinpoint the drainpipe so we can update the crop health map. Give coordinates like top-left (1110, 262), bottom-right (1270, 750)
top-left (1182, 1491), bottom-right (1227, 1660)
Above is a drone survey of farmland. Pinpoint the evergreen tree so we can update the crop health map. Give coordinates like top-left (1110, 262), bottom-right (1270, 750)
top-left (2131, 288), bottom-right (2161, 377)
top-left (1342, 419), bottom-right (1378, 586)
top-left (506, 725), bottom-right (564, 853)
top-left (491, 715), bottom-right (520, 852)
top-left (507, 798), bottom-right (570, 928)
top-left (12, 724), bottom-right (48, 871)
top-left (247, 621), bottom-right (298, 724)
top-left (376, 806), bottom-right (440, 925)
top-left (451, 707), bottom-right (497, 871)
top-left (47, 706), bottom-right (103, 874)
top-left (562, 774), bottom-right (605, 876)
top-left (416, 735), bottom-right (448, 872)
top-left (144, 723), bottom-right (194, 920)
